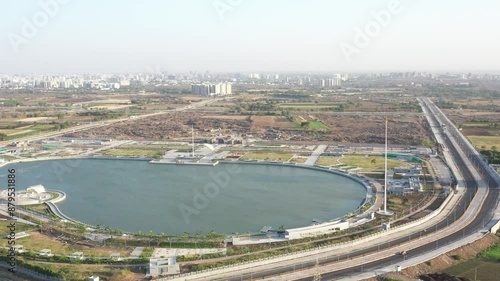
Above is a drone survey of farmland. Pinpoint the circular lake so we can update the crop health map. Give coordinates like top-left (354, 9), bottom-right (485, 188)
top-left (1, 159), bottom-right (366, 234)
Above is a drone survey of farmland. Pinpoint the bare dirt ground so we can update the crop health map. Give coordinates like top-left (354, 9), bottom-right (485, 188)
top-left (203, 115), bottom-right (248, 120)
top-left (443, 109), bottom-right (500, 125)
top-left (259, 114), bottom-right (429, 145)
top-left (66, 112), bottom-right (252, 140)
top-left (65, 111), bottom-right (428, 145)
top-left (251, 116), bottom-right (295, 129)
top-left (318, 115), bottom-right (428, 145)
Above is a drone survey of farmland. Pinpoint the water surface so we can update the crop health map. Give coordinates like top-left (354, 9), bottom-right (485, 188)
top-left (1, 159), bottom-right (366, 234)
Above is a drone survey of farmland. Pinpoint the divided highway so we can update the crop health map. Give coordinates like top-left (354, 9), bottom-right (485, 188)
top-left (287, 98), bottom-right (499, 280)
top-left (166, 98), bottom-right (499, 281)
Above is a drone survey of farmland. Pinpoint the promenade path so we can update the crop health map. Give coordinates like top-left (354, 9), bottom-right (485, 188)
top-left (304, 145), bottom-right (327, 166)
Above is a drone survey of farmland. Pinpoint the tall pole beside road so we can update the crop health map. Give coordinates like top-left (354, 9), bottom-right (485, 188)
top-left (384, 119), bottom-right (388, 213)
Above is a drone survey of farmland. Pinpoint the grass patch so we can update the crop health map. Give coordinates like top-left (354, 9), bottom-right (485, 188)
top-left (300, 121), bottom-right (331, 130)
top-left (101, 148), bottom-right (163, 158)
top-left (445, 258), bottom-right (500, 281)
top-left (0, 124), bottom-right (57, 139)
top-left (315, 155), bottom-right (412, 171)
top-left (0, 129), bottom-right (33, 136)
top-left (0, 221), bottom-right (38, 237)
top-left (140, 247), bottom-right (155, 258)
top-left (0, 155), bottom-right (17, 161)
top-left (240, 153), bottom-right (293, 161)
top-left (30, 124), bottom-right (56, 130)
top-left (0, 230), bottom-right (130, 257)
top-left (16, 262), bottom-right (139, 281)
top-left (480, 244), bottom-right (500, 261)
top-left (468, 136), bottom-right (500, 150)
top-left (462, 122), bottom-right (492, 127)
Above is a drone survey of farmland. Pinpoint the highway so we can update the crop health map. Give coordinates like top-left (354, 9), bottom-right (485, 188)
top-left (284, 98), bottom-right (499, 280)
top-left (283, 98), bottom-right (500, 281)
top-left (286, 97), bottom-right (499, 280)
top-left (164, 98), bottom-right (499, 281)
top-left (2, 97), bottom-right (498, 281)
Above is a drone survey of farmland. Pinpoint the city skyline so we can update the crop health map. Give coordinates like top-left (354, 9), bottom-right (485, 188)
top-left (1, 0), bottom-right (500, 74)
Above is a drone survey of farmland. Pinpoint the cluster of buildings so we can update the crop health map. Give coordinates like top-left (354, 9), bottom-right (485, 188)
top-left (191, 82), bottom-right (232, 96)
top-left (0, 75), bottom-right (131, 90)
top-left (3, 71), bottom-right (500, 92)
top-left (388, 165), bottom-right (424, 195)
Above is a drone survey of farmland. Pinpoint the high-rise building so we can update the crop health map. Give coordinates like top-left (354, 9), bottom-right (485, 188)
top-left (191, 83), bottom-right (232, 96)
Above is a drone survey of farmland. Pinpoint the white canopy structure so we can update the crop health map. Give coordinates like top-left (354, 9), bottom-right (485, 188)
top-left (26, 185), bottom-right (46, 195)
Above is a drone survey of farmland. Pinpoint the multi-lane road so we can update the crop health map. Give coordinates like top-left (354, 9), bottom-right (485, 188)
top-left (288, 98), bottom-right (500, 280)
top-left (164, 98), bottom-right (499, 281)
top-left (2, 96), bottom-right (499, 281)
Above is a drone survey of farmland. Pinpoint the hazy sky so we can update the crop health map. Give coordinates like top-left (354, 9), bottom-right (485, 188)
top-left (1, 0), bottom-right (499, 74)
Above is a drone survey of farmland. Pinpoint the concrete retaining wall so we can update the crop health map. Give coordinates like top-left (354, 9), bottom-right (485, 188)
top-left (490, 219), bottom-right (500, 234)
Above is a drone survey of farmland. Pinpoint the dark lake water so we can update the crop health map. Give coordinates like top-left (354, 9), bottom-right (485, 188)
top-left (1, 159), bottom-right (366, 235)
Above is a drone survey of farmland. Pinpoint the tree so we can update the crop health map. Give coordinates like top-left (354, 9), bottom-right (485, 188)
top-left (0, 133), bottom-right (7, 141)
top-left (492, 146), bottom-right (498, 152)
top-left (77, 224), bottom-right (87, 234)
top-left (421, 137), bottom-right (434, 148)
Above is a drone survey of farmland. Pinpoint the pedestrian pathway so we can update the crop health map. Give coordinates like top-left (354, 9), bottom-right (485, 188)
top-left (304, 145), bottom-right (327, 166)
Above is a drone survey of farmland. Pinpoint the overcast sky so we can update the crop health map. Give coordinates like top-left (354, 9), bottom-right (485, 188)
top-left (1, 0), bottom-right (499, 74)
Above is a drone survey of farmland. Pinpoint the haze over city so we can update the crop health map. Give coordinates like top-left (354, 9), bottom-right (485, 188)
top-left (1, 0), bottom-right (500, 74)
top-left (1, 1), bottom-right (500, 281)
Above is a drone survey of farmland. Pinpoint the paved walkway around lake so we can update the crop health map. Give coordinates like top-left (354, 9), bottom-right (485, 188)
top-left (152, 248), bottom-right (227, 258)
top-left (304, 145), bottom-right (327, 166)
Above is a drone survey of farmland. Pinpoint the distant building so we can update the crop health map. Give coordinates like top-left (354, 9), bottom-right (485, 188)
top-left (88, 276), bottom-right (99, 281)
top-left (320, 78), bottom-right (341, 88)
top-left (119, 80), bottom-right (130, 86)
top-left (192, 83), bottom-right (232, 96)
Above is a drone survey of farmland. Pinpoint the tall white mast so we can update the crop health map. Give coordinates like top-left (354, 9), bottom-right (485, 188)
top-left (192, 125), bottom-right (194, 157)
top-left (384, 119), bottom-right (388, 213)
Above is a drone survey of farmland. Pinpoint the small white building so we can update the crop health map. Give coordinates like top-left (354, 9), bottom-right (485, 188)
top-left (88, 276), bottom-right (99, 281)
top-left (70, 252), bottom-right (84, 259)
top-left (12, 245), bottom-right (25, 253)
top-left (148, 257), bottom-right (180, 277)
top-left (39, 249), bottom-right (53, 257)
top-left (0, 184), bottom-right (52, 205)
